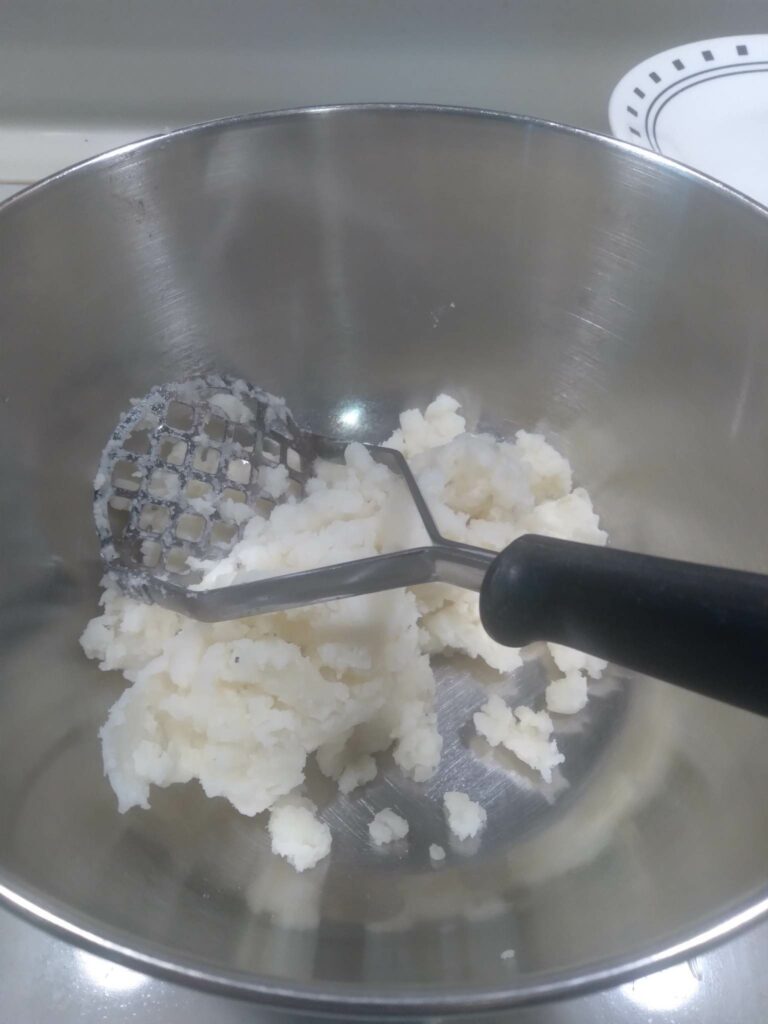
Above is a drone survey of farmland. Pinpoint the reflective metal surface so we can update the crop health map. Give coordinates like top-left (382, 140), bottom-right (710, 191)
top-left (1, 106), bottom-right (768, 1014)
top-left (3, 899), bottom-right (768, 1023)
top-left (97, 373), bottom-right (495, 619)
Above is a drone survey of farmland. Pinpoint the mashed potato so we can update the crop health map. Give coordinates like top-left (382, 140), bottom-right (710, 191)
top-left (81, 394), bottom-right (607, 871)
top-left (443, 791), bottom-right (487, 840)
top-left (473, 696), bottom-right (564, 783)
top-left (369, 808), bottom-right (410, 846)
top-left (267, 798), bottom-right (331, 872)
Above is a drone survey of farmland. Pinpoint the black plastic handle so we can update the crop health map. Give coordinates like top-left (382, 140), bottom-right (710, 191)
top-left (479, 534), bottom-right (768, 717)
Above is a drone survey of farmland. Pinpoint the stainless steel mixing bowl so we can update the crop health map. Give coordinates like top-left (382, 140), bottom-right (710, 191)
top-left (1, 105), bottom-right (768, 1016)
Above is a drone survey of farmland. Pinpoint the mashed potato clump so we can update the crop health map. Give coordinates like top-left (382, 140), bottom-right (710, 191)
top-left (443, 791), bottom-right (487, 840)
top-left (81, 394), bottom-right (607, 870)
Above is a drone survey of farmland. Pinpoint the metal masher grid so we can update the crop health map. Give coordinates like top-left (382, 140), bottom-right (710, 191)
top-left (96, 376), bottom-right (310, 581)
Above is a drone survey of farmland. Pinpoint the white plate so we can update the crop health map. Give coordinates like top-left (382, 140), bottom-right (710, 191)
top-left (608, 34), bottom-right (768, 206)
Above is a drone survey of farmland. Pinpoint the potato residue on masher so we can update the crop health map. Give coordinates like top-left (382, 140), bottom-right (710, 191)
top-left (81, 395), bottom-right (607, 871)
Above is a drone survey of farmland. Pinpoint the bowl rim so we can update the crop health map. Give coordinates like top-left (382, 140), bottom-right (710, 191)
top-left (2, 101), bottom-right (768, 1015)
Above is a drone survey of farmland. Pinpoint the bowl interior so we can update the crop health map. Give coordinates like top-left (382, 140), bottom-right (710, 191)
top-left (1, 107), bottom-right (767, 1011)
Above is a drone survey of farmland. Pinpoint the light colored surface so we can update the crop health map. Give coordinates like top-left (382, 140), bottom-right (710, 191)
top-left (609, 34), bottom-right (768, 205)
top-left (0, 124), bottom-right (162, 185)
top-left (2, 0), bottom-right (768, 186)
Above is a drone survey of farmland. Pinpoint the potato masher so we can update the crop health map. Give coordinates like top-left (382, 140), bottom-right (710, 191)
top-left (94, 375), bottom-right (768, 716)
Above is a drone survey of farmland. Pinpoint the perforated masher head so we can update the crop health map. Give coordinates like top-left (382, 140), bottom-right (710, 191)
top-left (94, 375), bottom-right (493, 621)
